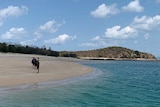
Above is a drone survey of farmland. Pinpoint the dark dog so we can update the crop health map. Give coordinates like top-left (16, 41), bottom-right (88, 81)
top-left (31, 57), bottom-right (40, 73)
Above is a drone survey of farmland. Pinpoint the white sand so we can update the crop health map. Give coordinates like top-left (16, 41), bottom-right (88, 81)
top-left (0, 53), bottom-right (92, 87)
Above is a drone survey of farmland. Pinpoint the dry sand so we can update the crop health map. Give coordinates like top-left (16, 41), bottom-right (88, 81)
top-left (0, 53), bottom-right (92, 87)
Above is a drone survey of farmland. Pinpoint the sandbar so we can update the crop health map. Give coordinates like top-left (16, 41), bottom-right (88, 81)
top-left (0, 53), bottom-right (92, 87)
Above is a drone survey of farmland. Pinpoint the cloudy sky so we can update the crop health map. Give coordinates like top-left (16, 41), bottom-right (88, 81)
top-left (0, 0), bottom-right (160, 57)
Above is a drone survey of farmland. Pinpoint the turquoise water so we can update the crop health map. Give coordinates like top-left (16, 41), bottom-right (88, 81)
top-left (0, 60), bottom-right (160, 106)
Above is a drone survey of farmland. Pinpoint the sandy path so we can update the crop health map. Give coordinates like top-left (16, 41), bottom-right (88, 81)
top-left (0, 53), bottom-right (92, 87)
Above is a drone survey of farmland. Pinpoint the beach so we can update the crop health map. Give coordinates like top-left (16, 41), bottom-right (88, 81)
top-left (0, 53), bottom-right (92, 87)
top-left (0, 55), bottom-right (159, 106)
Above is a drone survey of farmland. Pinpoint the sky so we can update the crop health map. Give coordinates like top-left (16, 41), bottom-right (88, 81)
top-left (0, 0), bottom-right (160, 57)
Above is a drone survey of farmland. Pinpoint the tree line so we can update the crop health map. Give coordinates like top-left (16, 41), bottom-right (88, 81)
top-left (2, 43), bottom-right (153, 60)
top-left (0, 42), bottom-right (59, 57)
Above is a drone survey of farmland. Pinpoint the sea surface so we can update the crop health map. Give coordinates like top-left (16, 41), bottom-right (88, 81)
top-left (0, 60), bottom-right (160, 107)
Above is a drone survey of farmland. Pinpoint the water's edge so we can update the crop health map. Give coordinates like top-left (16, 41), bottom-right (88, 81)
top-left (0, 67), bottom-right (102, 93)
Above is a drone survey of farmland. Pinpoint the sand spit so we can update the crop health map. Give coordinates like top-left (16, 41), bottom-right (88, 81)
top-left (0, 53), bottom-right (92, 87)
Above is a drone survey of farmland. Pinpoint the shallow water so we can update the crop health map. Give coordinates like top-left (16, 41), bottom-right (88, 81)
top-left (0, 60), bottom-right (160, 107)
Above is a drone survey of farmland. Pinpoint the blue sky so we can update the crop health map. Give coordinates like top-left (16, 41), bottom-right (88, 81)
top-left (0, 0), bottom-right (160, 57)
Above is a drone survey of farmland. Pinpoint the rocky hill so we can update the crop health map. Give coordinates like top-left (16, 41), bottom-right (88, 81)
top-left (74, 46), bottom-right (156, 60)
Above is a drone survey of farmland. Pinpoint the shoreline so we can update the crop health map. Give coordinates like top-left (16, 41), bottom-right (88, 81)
top-left (0, 53), bottom-right (92, 88)
top-left (0, 68), bottom-right (101, 92)
top-left (79, 57), bottom-right (157, 61)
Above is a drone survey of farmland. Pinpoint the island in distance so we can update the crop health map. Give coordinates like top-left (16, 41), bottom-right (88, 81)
top-left (65, 46), bottom-right (157, 60)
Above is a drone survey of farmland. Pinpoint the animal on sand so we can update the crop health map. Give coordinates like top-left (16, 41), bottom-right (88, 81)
top-left (31, 57), bottom-right (40, 73)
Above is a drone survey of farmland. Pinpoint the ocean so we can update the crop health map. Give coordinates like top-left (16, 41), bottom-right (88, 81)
top-left (0, 60), bottom-right (160, 107)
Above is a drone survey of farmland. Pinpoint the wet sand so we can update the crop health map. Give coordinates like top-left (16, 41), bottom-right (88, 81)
top-left (0, 53), bottom-right (92, 87)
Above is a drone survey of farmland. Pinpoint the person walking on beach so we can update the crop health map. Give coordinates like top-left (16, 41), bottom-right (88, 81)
top-left (31, 57), bottom-right (40, 73)
top-left (36, 57), bottom-right (40, 73)
top-left (31, 57), bottom-right (36, 67)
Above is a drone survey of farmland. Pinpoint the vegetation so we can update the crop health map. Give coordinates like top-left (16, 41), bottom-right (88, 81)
top-left (74, 46), bottom-right (156, 60)
top-left (0, 42), bottom-right (156, 60)
top-left (59, 51), bottom-right (77, 58)
top-left (0, 42), bottom-right (59, 57)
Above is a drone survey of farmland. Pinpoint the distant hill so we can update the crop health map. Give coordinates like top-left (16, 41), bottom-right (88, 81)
top-left (0, 42), bottom-right (156, 60)
top-left (73, 46), bottom-right (156, 60)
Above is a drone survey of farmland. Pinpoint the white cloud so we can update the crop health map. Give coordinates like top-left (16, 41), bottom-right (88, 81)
top-left (0, 5), bottom-right (28, 26)
top-left (34, 20), bottom-right (65, 37)
top-left (91, 36), bottom-right (108, 46)
top-left (79, 42), bottom-right (98, 47)
top-left (122, 0), bottom-right (144, 12)
top-left (44, 34), bottom-right (77, 44)
top-left (20, 36), bottom-right (40, 46)
top-left (1, 27), bottom-right (27, 39)
top-left (144, 33), bottom-right (150, 40)
top-left (39, 20), bottom-right (60, 33)
top-left (79, 25), bottom-right (138, 48)
top-left (79, 35), bottom-right (118, 48)
top-left (104, 26), bottom-right (138, 39)
top-left (20, 40), bottom-right (33, 46)
top-left (131, 15), bottom-right (160, 31)
top-left (79, 39), bottom-right (118, 48)
top-left (91, 36), bottom-right (101, 41)
top-left (90, 3), bottom-right (119, 18)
